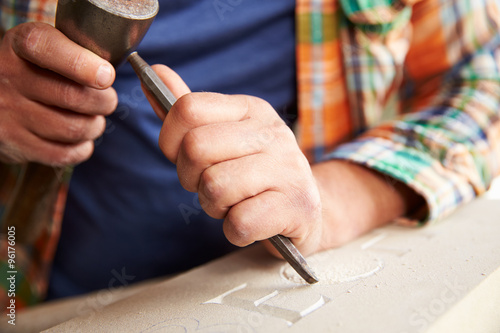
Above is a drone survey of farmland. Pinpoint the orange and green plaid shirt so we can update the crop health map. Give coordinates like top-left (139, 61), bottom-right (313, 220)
top-left (1, 0), bottom-right (499, 308)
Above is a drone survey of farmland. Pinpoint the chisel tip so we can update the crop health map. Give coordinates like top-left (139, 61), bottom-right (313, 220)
top-left (268, 234), bottom-right (319, 284)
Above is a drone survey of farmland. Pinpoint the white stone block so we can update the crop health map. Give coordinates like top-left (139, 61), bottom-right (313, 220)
top-left (41, 190), bottom-right (500, 333)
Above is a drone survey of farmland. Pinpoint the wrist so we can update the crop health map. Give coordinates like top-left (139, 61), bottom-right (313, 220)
top-left (311, 159), bottom-right (425, 249)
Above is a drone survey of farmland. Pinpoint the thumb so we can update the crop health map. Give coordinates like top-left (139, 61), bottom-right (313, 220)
top-left (142, 64), bottom-right (191, 121)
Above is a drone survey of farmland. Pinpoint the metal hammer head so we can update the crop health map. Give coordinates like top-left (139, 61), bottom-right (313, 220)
top-left (55, 0), bottom-right (159, 67)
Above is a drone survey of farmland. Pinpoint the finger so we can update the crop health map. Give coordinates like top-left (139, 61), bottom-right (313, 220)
top-left (22, 66), bottom-right (117, 116)
top-left (20, 100), bottom-right (107, 144)
top-left (223, 191), bottom-right (310, 248)
top-left (3, 126), bottom-right (95, 166)
top-left (160, 93), bottom-right (274, 163)
top-left (9, 22), bottom-right (115, 89)
top-left (176, 118), bottom-right (269, 192)
top-left (225, 193), bottom-right (322, 257)
top-left (197, 153), bottom-right (283, 219)
top-left (143, 64), bottom-right (191, 121)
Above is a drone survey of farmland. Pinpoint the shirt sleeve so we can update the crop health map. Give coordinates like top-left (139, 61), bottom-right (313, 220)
top-left (0, 164), bottom-right (70, 309)
top-left (325, 0), bottom-right (500, 225)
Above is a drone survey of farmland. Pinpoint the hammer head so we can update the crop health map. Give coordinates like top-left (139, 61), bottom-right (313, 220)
top-left (55, 0), bottom-right (159, 67)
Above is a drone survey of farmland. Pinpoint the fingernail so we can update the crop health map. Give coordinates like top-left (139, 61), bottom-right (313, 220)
top-left (96, 64), bottom-right (113, 88)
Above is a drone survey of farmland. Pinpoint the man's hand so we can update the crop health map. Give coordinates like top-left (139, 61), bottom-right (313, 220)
top-left (0, 22), bottom-right (118, 166)
top-left (146, 65), bottom-right (322, 256)
top-left (147, 65), bottom-right (425, 256)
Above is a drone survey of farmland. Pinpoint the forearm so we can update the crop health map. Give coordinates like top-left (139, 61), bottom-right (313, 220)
top-left (312, 159), bottom-right (425, 250)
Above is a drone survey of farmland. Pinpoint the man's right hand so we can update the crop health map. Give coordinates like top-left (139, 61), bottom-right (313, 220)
top-left (0, 22), bottom-right (118, 166)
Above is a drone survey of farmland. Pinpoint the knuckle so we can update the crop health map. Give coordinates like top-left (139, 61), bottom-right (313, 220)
top-left (91, 116), bottom-right (107, 139)
top-left (64, 118), bottom-right (89, 142)
top-left (177, 176), bottom-right (191, 192)
top-left (251, 96), bottom-right (279, 119)
top-left (289, 151), bottom-right (310, 171)
top-left (173, 94), bottom-right (201, 127)
top-left (181, 129), bottom-right (208, 165)
top-left (273, 120), bottom-right (295, 143)
top-left (67, 50), bottom-right (86, 76)
top-left (198, 195), bottom-right (226, 220)
top-left (102, 88), bottom-right (119, 115)
top-left (16, 23), bottom-right (49, 57)
top-left (292, 182), bottom-right (322, 221)
top-left (68, 86), bottom-right (117, 116)
top-left (255, 125), bottom-right (275, 150)
top-left (158, 129), bottom-right (171, 160)
top-left (53, 142), bottom-right (93, 166)
top-left (175, 162), bottom-right (195, 192)
top-left (256, 120), bottom-right (294, 152)
top-left (200, 168), bottom-right (226, 201)
top-left (176, 167), bottom-right (200, 195)
top-left (57, 82), bottom-right (86, 110)
top-left (225, 209), bottom-right (253, 246)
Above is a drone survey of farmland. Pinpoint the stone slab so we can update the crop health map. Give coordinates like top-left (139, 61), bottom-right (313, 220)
top-left (43, 190), bottom-right (500, 333)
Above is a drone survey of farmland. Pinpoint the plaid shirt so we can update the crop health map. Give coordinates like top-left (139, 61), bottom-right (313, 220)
top-left (1, 0), bottom-right (499, 308)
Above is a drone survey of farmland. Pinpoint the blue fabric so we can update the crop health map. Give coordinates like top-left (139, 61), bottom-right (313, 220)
top-left (47, 0), bottom-right (296, 299)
